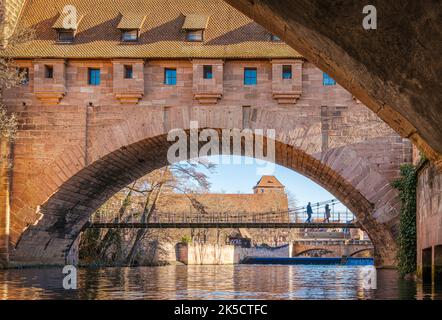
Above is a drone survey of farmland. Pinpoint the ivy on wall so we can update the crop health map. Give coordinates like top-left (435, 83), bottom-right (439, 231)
top-left (392, 163), bottom-right (418, 277)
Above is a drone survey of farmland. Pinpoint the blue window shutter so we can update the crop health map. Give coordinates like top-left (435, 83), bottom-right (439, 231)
top-left (165, 68), bottom-right (177, 85)
top-left (244, 68), bottom-right (257, 85)
top-left (88, 68), bottom-right (101, 85)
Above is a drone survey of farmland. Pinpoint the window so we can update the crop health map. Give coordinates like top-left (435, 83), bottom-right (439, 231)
top-left (122, 29), bottom-right (138, 42)
top-left (282, 65), bottom-right (292, 79)
top-left (244, 68), bottom-right (257, 85)
top-left (323, 72), bottom-right (336, 86)
top-left (18, 67), bottom-right (29, 85)
top-left (186, 30), bottom-right (203, 42)
top-left (88, 68), bottom-right (101, 85)
top-left (203, 65), bottom-right (213, 79)
top-left (44, 65), bottom-right (53, 79)
top-left (271, 34), bottom-right (281, 42)
top-left (57, 30), bottom-right (75, 43)
top-left (124, 65), bottom-right (133, 79)
top-left (164, 68), bottom-right (177, 85)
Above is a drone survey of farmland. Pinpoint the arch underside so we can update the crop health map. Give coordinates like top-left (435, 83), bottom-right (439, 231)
top-left (224, 0), bottom-right (442, 164)
top-left (11, 131), bottom-right (398, 267)
top-left (295, 249), bottom-right (334, 257)
top-left (349, 248), bottom-right (374, 257)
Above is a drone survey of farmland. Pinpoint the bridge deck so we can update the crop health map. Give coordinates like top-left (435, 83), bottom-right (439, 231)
top-left (87, 222), bottom-right (360, 229)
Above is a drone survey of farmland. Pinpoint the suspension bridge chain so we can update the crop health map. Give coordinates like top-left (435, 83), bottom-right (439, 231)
top-left (88, 198), bottom-right (360, 229)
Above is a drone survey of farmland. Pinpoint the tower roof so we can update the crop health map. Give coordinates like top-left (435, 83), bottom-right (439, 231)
top-left (254, 176), bottom-right (284, 189)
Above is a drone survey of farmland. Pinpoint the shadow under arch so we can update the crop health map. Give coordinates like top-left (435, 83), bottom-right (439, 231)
top-left (12, 129), bottom-right (396, 267)
top-left (295, 248), bottom-right (334, 257)
top-left (349, 248), bottom-right (374, 258)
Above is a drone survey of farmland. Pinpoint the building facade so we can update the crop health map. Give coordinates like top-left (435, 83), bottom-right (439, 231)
top-left (0, 0), bottom-right (412, 267)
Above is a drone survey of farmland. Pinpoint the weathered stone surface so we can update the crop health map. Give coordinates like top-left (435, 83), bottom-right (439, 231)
top-left (1, 59), bottom-right (412, 267)
top-left (417, 163), bottom-right (442, 278)
top-left (225, 0), bottom-right (442, 162)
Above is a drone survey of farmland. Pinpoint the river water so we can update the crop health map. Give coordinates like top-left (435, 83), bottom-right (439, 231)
top-left (0, 265), bottom-right (441, 300)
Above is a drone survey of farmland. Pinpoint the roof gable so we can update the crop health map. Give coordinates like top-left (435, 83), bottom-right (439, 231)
top-left (117, 13), bottom-right (147, 30)
top-left (182, 14), bottom-right (209, 30)
top-left (254, 176), bottom-right (284, 188)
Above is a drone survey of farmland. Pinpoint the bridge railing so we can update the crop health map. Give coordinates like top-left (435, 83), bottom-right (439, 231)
top-left (89, 208), bottom-right (355, 225)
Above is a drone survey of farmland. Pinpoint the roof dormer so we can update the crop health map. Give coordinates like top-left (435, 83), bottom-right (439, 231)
top-left (52, 10), bottom-right (84, 43)
top-left (182, 14), bottom-right (209, 42)
top-left (118, 13), bottom-right (147, 42)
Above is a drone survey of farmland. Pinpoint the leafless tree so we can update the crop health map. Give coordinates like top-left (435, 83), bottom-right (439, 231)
top-left (0, 26), bottom-right (34, 139)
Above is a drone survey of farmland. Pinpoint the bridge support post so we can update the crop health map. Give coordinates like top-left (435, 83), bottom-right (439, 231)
top-left (0, 138), bottom-right (11, 267)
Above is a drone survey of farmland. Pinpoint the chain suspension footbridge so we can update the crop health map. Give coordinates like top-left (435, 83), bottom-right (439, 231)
top-left (88, 199), bottom-right (361, 229)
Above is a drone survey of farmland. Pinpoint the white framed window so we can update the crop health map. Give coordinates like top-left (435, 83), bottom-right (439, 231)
top-left (122, 29), bottom-right (139, 42)
top-left (186, 30), bottom-right (204, 42)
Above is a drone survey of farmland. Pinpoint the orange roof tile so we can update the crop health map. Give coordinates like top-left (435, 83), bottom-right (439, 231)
top-left (182, 14), bottom-right (209, 30)
top-left (254, 176), bottom-right (285, 188)
top-left (2, 0), bottom-right (302, 59)
top-left (117, 13), bottom-right (147, 30)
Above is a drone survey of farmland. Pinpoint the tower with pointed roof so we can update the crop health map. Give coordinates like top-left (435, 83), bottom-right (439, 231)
top-left (253, 176), bottom-right (285, 194)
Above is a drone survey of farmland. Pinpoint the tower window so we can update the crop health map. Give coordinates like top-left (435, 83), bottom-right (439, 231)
top-left (44, 65), bottom-right (54, 79)
top-left (164, 68), bottom-right (177, 85)
top-left (186, 30), bottom-right (204, 42)
top-left (323, 72), bottom-right (336, 86)
top-left (244, 68), bottom-right (257, 85)
top-left (203, 65), bottom-right (213, 79)
top-left (88, 68), bottom-right (101, 85)
top-left (122, 29), bottom-right (138, 42)
top-left (124, 65), bottom-right (133, 79)
top-left (282, 65), bottom-right (292, 79)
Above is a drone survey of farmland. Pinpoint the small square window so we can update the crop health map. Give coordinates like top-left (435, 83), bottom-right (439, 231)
top-left (164, 68), bottom-right (177, 85)
top-left (44, 65), bottom-right (53, 79)
top-left (18, 67), bottom-right (29, 85)
top-left (282, 65), bottom-right (292, 79)
top-left (186, 30), bottom-right (203, 42)
top-left (57, 30), bottom-right (74, 43)
top-left (244, 68), bottom-right (257, 85)
top-left (323, 72), bottom-right (336, 86)
top-left (122, 29), bottom-right (138, 42)
top-left (88, 68), bottom-right (101, 85)
top-left (124, 65), bottom-right (133, 79)
top-left (271, 34), bottom-right (281, 42)
top-left (203, 65), bottom-right (213, 79)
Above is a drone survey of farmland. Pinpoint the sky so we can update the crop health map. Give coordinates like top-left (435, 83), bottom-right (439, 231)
top-left (193, 155), bottom-right (349, 212)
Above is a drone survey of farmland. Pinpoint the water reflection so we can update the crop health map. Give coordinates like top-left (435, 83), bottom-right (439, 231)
top-left (0, 265), bottom-right (441, 300)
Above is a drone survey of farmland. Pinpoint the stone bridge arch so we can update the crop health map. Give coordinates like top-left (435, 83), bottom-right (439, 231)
top-left (295, 248), bottom-right (334, 257)
top-left (349, 248), bottom-right (374, 258)
top-left (9, 104), bottom-right (409, 267)
top-left (225, 0), bottom-right (442, 164)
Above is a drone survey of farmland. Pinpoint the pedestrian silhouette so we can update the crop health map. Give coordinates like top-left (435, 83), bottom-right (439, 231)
top-left (306, 202), bottom-right (313, 223)
top-left (324, 204), bottom-right (331, 223)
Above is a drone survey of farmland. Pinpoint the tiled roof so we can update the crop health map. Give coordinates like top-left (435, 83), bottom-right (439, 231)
top-left (152, 192), bottom-right (288, 215)
top-left (182, 14), bottom-right (209, 30)
top-left (2, 0), bottom-right (302, 59)
top-left (254, 176), bottom-right (285, 188)
top-left (117, 13), bottom-right (147, 30)
top-left (52, 12), bottom-right (85, 30)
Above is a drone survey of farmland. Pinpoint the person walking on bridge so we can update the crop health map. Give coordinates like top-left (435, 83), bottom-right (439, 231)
top-left (324, 204), bottom-right (331, 223)
top-left (306, 202), bottom-right (313, 223)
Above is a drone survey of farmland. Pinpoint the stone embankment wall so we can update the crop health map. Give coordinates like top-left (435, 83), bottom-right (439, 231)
top-left (176, 243), bottom-right (292, 265)
top-left (416, 162), bottom-right (442, 282)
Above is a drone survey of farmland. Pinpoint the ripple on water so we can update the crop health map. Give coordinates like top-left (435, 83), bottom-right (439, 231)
top-left (0, 265), bottom-right (440, 300)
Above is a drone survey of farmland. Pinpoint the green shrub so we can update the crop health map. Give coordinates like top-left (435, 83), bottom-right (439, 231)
top-left (392, 164), bottom-right (417, 277)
